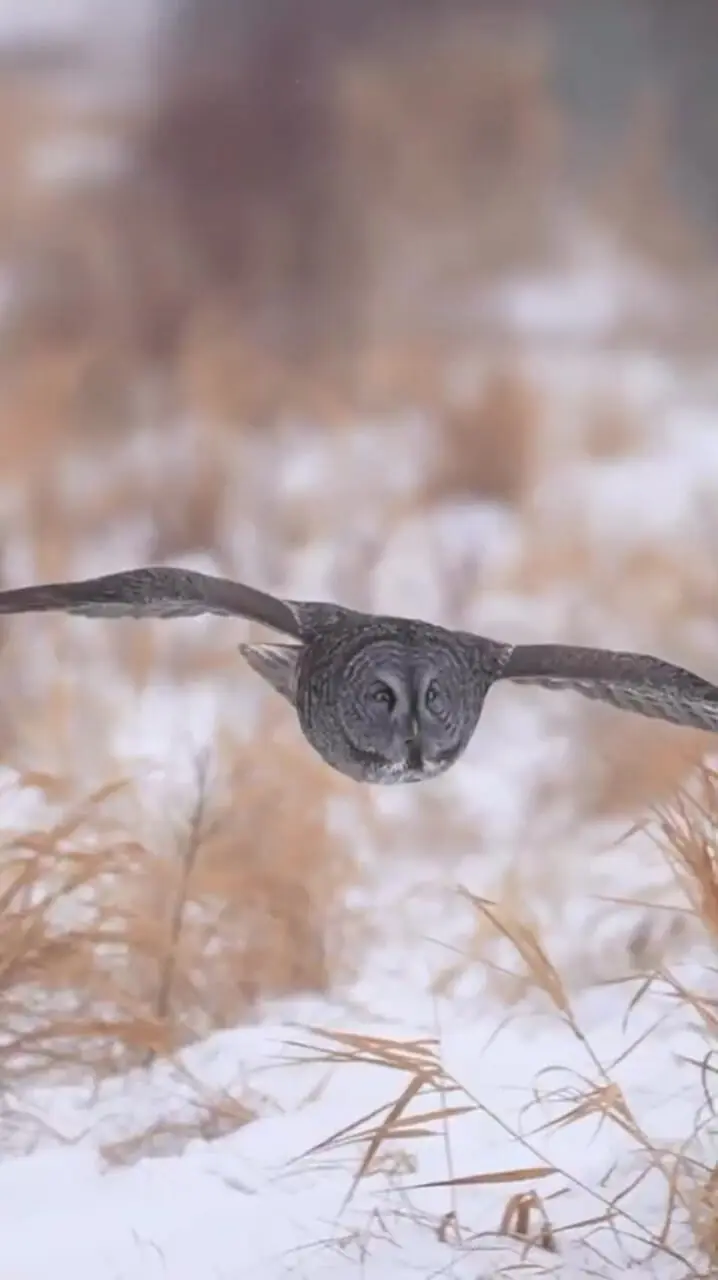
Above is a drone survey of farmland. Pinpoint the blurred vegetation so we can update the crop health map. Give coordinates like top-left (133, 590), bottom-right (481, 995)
top-left (4, 0), bottom-right (718, 418)
top-left (0, 0), bottom-right (713, 1116)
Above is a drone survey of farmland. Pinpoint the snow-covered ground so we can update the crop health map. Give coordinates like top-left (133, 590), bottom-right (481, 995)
top-left (0, 15), bottom-right (715, 1262)
top-left (0, 250), bottom-right (714, 1279)
top-left (0, 974), bottom-right (712, 1280)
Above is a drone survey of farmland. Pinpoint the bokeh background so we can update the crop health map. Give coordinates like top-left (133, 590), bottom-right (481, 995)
top-left (0, 1), bottom-right (717, 1238)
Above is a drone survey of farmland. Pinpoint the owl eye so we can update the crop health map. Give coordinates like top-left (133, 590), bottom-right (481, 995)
top-left (425, 680), bottom-right (443, 710)
top-left (370, 681), bottom-right (397, 710)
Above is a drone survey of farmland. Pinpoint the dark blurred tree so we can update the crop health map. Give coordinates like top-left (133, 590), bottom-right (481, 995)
top-left (549, 0), bottom-right (718, 231)
top-left (121, 0), bottom-right (718, 377)
top-left (139, 0), bottom-right (451, 357)
top-left (135, 0), bottom-right (495, 361)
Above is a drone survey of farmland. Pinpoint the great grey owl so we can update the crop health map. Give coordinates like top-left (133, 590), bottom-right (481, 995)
top-left (0, 566), bottom-right (716, 784)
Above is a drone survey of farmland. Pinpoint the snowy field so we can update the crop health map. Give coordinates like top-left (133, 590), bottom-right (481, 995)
top-left (0, 9), bottom-right (715, 1276)
top-left (0, 253), bottom-right (714, 1279)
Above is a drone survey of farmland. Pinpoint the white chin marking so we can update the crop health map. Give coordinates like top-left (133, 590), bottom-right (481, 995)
top-left (374, 759), bottom-right (446, 786)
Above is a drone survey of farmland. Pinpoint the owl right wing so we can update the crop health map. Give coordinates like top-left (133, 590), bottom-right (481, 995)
top-left (498, 642), bottom-right (718, 733)
top-left (0, 567), bottom-right (305, 638)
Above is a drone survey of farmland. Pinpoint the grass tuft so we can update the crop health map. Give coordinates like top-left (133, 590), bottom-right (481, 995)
top-left (289, 771), bottom-right (718, 1272)
top-left (0, 718), bottom-right (364, 1130)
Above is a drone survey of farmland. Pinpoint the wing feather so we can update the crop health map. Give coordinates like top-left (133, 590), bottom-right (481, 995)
top-left (0, 567), bottom-right (302, 637)
top-left (500, 643), bottom-right (718, 734)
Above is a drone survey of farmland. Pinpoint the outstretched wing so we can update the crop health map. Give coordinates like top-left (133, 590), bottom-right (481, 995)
top-left (0, 567), bottom-right (302, 638)
top-left (499, 643), bottom-right (718, 734)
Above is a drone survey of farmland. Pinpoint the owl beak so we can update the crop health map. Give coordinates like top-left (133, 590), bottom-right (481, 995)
top-left (405, 717), bottom-right (423, 771)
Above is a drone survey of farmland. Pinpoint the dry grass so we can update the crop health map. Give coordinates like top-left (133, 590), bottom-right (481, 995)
top-left (0, 719), bottom-right (365, 1109)
top-left (288, 771), bottom-right (718, 1274)
top-left (0, 4), bottom-right (714, 454)
top-left (574, 714), bottom-right (710, 821)
top-left (424, 365), bottom-right (542, 507)
top-left (581, 393), bottom-right (650, 460)
top-left (501, 503), bottom-right (718, 821)
top-left (0, 76), bottom-right (77, 245)
top-left (508, 498), bottom-right (718, 626)
top-left (0, 681), bottom-right (370, 1162)
top-left (648, 767), bottom-right (718, 945)
top-left (334, 21), bottom-right (561, 309)
top-left (0, 13), bottom-right (716, 1217)
top-left (0, 13), bottom-right (567, 432)
top-left (99, 1091), bottom-right (257, 1168)
top-left (592, 89), bottom-right (708, 276)
top-left (690, 1167), bottom-right (718, 1272)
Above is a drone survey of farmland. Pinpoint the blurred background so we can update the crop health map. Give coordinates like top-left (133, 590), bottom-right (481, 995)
top-left (0, 0), bottom-right (717, 1087)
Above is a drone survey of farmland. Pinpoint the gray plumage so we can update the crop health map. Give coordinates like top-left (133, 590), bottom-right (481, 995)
top-left (0, 565), bottom-right (716, 785)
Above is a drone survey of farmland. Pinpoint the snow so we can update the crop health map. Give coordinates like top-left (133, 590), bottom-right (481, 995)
top-left (0, 352), bottom-right (714, 1280)
top-left (0, 66), bottom-right (715, 1268)
top-left (0, 982), bottom-right (710, 1279)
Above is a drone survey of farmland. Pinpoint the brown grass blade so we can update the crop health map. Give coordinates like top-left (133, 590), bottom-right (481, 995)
top-left (409, 1165), bottom-right (556, 1190)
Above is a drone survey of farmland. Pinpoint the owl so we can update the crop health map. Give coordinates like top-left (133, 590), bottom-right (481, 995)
top-left (0, 565), bottom-right (715, 784)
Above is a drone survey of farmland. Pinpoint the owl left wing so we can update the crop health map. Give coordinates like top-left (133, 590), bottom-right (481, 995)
top-left (0, 567), bottom-right (303, 637)
top-left (498, 643), bottom-right (718, 734)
